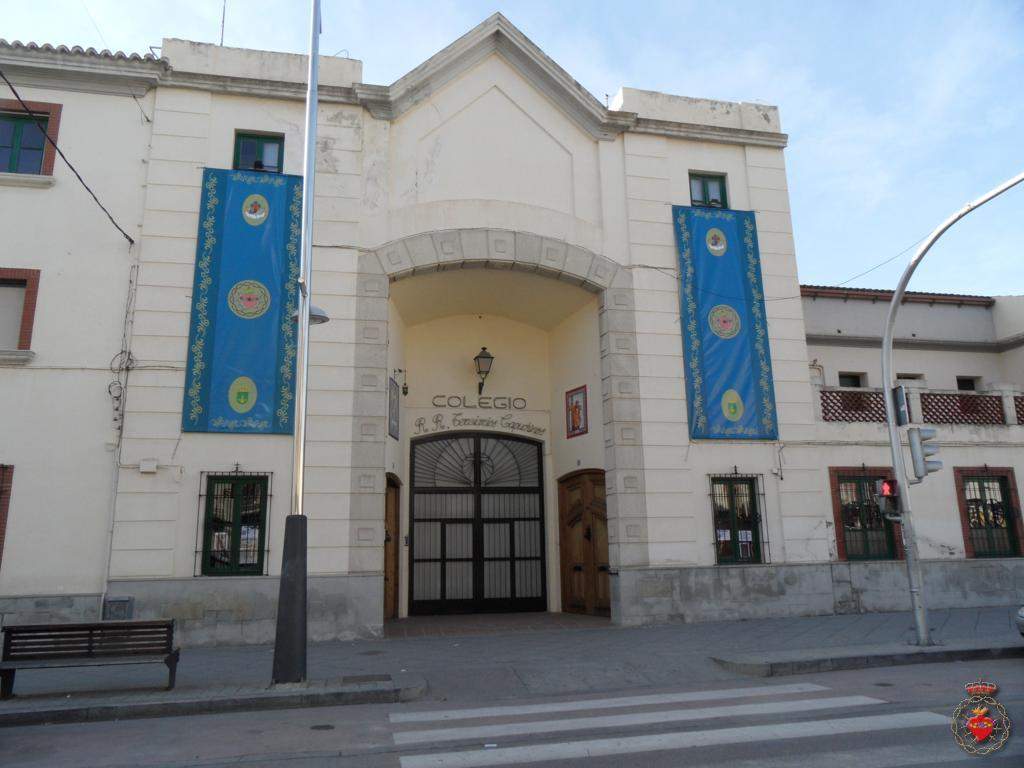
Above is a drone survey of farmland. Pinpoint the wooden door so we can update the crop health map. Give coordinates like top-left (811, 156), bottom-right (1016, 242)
top-left (384, 482), bottom-right (399, 620)
top-left (558, 470), bottom-right (610, 616)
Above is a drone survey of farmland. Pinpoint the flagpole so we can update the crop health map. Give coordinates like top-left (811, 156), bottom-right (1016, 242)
top-left (272, 0), bottom-right (320, 685)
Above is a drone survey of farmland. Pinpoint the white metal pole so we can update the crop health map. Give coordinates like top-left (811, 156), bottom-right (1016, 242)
top-left (882, 169), bottom-right (1024, 647)
top-left (272, 0), bottom-right (320, 685)
top-left (292, 0), bottom-right (320, 520)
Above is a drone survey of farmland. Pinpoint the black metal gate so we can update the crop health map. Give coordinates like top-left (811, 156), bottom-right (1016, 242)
top-left (409, 432), bottom-right (546, 614)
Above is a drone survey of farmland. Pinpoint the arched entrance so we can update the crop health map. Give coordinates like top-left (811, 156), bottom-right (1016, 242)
top-left (409, 432), bottom-right (546, 614)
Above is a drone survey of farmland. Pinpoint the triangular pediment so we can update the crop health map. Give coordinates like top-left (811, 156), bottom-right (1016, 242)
top-left (352, 13), bottom-right (636, 140)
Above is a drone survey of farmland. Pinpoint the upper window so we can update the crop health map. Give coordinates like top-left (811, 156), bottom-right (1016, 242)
top-left (201, 473), bottom-right (270, 576)
top-left (233, 133), bottom-right (283, 173)
top-left (0, 100), bottom-right (61, 176)
top-left (957, 376), bottom-right (979, 392)
top-left (689, 173), bottom-right (728, 208)
top-left (0, 269), bottom-right (40, 352)
top-left (838, 373), bottom-right (865, 388)
top-left (0, 115), bottom-right (47, 174)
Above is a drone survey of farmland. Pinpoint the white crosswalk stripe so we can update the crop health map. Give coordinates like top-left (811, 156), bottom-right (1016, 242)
top-left (397, 712), bottom-right (951, 768)
top-left (394, 695), bottom-right (883, 745)
top-left (389, 682), bottom-right (829, 723)
top-left (391, 683), bottom-right (953, 768)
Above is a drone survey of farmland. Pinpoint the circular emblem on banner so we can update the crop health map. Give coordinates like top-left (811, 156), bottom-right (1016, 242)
top-left (706, 227), bottom-right (728, 256)
top-left (227, 280), bottom-right (271, 319)
top-left (708, 304), bottom-right (741, 339)
top-left (721, 389), bottom-right (744, 422)
top-left (242, 194), bottom-right (270, 226)
top-left (228, 376), bottom-right (258, 414)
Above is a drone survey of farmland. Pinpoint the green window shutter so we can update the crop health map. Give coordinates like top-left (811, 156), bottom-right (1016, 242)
top-left (0, 114), bottom-right (48, 175)
top-left (233, 132), bottom-right (284, 173)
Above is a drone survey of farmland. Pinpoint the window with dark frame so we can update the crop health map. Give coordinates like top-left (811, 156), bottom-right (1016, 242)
top-left (201, 474), bottom-right (269, 576)
top-left (710, 477), bottom-right (761, 564)
top-left (689, 173), bottom-right (728, 208)
top-left (0, 465), bottom-right (12, 572)
top-left (833, 473), bottom-right (898, 560)
top-left (233, 132), bottom-right (283, 173)
top-left (0, 268), bottom-right (40, 351)
top-left (838, 373), bottom-right (864, 388)
top-left (956, 469), bottom-right (1021, 558)
top-left (957, 376), bottom-right (979, 392)
top-left (0, 113), bottom-right (47, 174)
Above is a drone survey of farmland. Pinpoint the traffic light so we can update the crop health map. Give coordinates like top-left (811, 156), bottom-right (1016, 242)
top-left (876, 478), bottom-right (898, 499)
top-left (908, 427), bottom-right (942, 482)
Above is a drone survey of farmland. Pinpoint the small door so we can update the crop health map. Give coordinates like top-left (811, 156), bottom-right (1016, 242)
top-left (384, 481), bottom-right (400, 620)
top-left (558, 470), bottom-right (610, 616)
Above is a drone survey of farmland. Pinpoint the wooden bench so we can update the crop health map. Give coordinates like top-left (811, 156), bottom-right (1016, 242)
top-left (0, 619), bottom-right (179, 699)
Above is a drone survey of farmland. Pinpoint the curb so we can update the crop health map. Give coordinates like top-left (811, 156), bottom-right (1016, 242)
top-left (0, 672), bottom-right (427, 727)
top-left (711, 641), bottom-right (1024, 677)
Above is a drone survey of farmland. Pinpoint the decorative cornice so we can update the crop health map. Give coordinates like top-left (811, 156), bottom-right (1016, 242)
top-left (806, 332), bottom-right (1024, 353)
top-left (632, 117), bottom-right (788, 148)
top-left (0, 20), bottom-right (789, 149)
top-left (801, 284), bottom-right (994, 307)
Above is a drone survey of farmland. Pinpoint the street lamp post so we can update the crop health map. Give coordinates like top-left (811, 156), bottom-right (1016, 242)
top-left (882, 169), bottom-right (1024, 647)
top-left (272, 0), bottom-right (322, 685)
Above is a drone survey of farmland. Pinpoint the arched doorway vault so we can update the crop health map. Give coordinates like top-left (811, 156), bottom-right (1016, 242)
top-left (349, 228), bottom-right (651, 620)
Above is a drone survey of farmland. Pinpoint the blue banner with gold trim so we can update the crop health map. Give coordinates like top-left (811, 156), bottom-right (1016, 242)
top-left (182, 168), bottom-right (302, 434)
top-left (673, 206), bottom-right (778, 440)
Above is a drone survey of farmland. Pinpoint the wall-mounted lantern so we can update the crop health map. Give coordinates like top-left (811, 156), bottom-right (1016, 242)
top-left (474, 347), bottom-right (494, 395)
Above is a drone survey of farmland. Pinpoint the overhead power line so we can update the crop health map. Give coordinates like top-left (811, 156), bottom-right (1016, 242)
top-left (0, 68), bottom-right (135, 245)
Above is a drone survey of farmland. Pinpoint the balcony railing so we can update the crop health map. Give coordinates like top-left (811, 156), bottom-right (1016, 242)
top-left (919, 392), bottom-right (1005, 425)
top-left (820, 388), bottom-right (887, 422)
top-left (820, 388), bottom-right (1013, 425)
top-left (1015, 395), bottom-right (1024, 424)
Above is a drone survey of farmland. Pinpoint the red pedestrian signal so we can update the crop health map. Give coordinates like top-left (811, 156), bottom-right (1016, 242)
top-left (875, 478), bottom-right (898, 500)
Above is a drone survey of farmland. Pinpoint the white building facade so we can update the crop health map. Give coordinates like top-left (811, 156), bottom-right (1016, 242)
top-left (1, 16), bottom-right (1022, 645)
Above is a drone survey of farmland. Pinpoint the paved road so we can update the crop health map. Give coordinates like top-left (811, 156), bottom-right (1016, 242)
top-left (3, 659), bottom-right (1021, 767)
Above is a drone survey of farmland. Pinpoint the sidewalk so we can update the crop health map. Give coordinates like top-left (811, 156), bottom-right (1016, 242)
top-left (2, 605), bottom-right (1020, 724)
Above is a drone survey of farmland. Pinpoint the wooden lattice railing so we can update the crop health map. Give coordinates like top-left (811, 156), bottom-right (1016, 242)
top-left (919, 392), bottom-right (1005, 425)
top-left (820, 389), bottom-right (887, 422)
top-left (1016, 395), bottom-right (1024, 425)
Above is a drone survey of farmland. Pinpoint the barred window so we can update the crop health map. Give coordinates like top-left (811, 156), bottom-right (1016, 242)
top-left (201, 474), bottom-right (269, 575)
top-left (709, 477), bottom-right (762, 564)
top-left (957, 471), bottom-right (1020, 558)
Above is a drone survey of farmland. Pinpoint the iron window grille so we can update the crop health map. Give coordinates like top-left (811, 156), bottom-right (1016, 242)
top-left (233, 132), bottom-right (283, 173)
top-left (194, 469), bottom-right (273, 576)
top-left (707, 473), bottom-right (769, 565)
top-left (832, 471), bottom-right (898, 561)
top-left (955, 468), bottom-right (1021, 558)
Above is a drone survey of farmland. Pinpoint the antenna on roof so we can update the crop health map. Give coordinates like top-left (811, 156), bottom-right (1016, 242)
top-left (220, 0), bottom-right (227, 46)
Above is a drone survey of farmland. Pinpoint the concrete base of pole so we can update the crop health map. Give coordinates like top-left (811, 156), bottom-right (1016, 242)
top-left (272, 514), bottom-right (307, 684)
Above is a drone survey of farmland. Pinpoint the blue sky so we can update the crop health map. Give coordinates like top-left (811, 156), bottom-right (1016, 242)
top-left (5, 1), bottom-right (1023, 295)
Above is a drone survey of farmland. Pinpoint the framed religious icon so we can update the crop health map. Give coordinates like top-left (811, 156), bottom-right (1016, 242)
top-left (565, 385), bottom-right (588, 439)
top-left (388, 376), bottom-right (400, 440)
